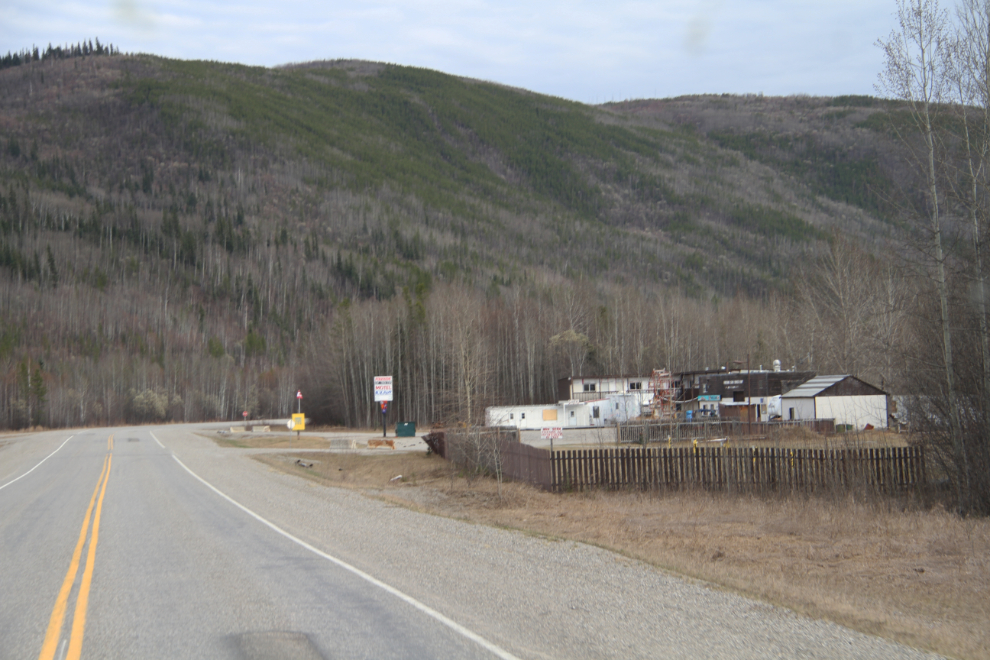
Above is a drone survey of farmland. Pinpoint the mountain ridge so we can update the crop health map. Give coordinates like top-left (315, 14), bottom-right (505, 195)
top-left (0, 51), bottom-right (910, 428)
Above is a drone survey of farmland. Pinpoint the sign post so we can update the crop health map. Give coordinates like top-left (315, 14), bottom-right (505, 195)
top-left (541, 426), bottom-right (562, 453)
top-left (294, 391), bottom-right (304, 446)
top-left (374, 376), bottom-right (393, 438)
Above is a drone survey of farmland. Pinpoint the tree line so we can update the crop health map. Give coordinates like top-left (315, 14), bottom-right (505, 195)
top-left (302, 238), bottom-right (916, 431)
top-left (1, 39), bottom-right (118, 71)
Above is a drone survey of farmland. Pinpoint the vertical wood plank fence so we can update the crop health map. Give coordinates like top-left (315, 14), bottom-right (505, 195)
top-left (548, 446), bottom-right (925, 494)
top-left (441, 431), bottom-right (925, 495)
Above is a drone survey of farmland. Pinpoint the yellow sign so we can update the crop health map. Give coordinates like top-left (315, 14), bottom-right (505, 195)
top-left (291, 413), bottom-right (305, 431)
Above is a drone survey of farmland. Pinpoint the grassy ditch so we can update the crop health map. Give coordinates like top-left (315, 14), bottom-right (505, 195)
top-left (253, 446), bottom-right (987, 660)
top-left (210, 433), bottom-right (332, 450)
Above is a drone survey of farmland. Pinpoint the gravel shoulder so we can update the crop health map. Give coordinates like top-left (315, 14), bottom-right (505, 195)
top-left (157, 426), bottom-right (945, 660)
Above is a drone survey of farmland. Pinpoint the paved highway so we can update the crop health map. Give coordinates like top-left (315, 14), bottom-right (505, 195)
top-left (0, 428), bottom-right (505, 659)
top-left (1, 425), bottom-right (943, 659)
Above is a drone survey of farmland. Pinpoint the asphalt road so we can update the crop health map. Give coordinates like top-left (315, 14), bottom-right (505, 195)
top-left (0, 427), bottom-right (500, 660)
top-left (0, 425), bottom-right (944, 660)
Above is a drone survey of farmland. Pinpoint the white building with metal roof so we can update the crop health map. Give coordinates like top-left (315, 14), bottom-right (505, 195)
top-left (486, 393), bottom-right (640, 430)
top-left (780, 375), bottom-right (888, 430)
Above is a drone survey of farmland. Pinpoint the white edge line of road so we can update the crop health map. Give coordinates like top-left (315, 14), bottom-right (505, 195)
top-left (0, 435), bottom-right (74, 492)
top-left (170, 453), bottom-right (522, 660)
top-left (150, 431), bottom-right (165, 449)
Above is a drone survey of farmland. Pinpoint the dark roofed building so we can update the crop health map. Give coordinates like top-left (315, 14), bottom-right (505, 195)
top-left (676, 368), bottom-right (816, 422)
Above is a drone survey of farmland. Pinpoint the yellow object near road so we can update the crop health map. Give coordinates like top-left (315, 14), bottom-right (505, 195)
top-left (291, 414), bottom-right (305, 431)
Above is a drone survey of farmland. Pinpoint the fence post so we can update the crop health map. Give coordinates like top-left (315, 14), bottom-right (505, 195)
top-left (919, 445), bottom-right (927, 491)
top-left (496, 439), bottom-right (927, 496)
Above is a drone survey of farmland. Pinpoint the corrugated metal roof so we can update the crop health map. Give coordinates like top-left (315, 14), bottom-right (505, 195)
top-left (781, 375), bottom-right (849, 398)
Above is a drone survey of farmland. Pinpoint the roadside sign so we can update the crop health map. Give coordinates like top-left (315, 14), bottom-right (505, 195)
top-left (286, 420), bottom-right (293, 430)
top-left (541, 427), bottom-right (563, 440)
top-left (297, 391), bottom-right (303, 399)
top-left (291, 413), bottom-right (305, 431)
top-left (242, 411), bottom-right (248, 418)
top-left (374, 376), bottom-right (393, 402)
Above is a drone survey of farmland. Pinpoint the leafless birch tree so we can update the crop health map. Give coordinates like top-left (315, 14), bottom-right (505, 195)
top-left (950, 0), bottom-right (990, 421)
top-left (878, 0), bottom-right (969, 509)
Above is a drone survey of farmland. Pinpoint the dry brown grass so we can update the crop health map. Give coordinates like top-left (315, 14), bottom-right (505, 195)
top-left (758, 428), bottom-right (912, 449)
top-left (211, 433), bottom-right (332, 450)
top-left (253, 449), bottom-right (989, 660)
top-left (645, 428), bottom-right (912, 451)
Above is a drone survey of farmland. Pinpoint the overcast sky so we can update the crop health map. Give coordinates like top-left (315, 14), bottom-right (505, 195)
top-left (3, 0), bottom-right (894, 104)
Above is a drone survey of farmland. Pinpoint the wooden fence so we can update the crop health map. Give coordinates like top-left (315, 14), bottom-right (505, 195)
top-left (441, 430), bottom-right (925, 495)
top-left (501, 441), bottom-right (553, 489)
top-left (442, 429), bottom-right (553, 489)
top-left (551, 446), bottom-right (925, 494)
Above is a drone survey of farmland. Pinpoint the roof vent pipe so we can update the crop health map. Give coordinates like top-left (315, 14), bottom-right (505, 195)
top-left (773, 359), bottom-right (781, 372)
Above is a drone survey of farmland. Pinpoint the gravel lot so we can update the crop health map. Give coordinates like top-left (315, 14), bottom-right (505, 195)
top-left (161, 426), bottom-right (945, 660)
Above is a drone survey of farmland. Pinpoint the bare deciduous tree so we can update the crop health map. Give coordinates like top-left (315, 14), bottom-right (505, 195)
top-left (949, 0), bottom-right (990, 413)
top-left (878, 0), bottom-right (970, 508)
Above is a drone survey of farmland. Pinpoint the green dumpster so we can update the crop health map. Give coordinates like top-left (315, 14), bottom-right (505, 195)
top-left (396, 421), bottom-right (416, 437)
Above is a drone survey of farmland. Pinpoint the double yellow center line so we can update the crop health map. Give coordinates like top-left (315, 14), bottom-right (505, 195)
top-left (38, 435), bottom-right (113, 660)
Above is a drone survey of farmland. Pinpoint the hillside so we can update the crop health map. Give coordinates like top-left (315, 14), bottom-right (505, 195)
top-left (0, 50), bottom-right (911, 429)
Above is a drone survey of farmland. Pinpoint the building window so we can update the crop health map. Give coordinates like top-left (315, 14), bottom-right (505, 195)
top-left (593, 406), bottom-right (600, 419)
top-left (789, 407), bottom-right (795, 420)
top-left (583, 383), bottom-right (596, 392)
top-left (733, 390), bottom-right (745, 403)
top-left (616, 403), bottom-right (620, 410)
top-left (570, 410), bottom-right (575, 417)
top-left (509, 413), bottom-right (514, 420)
top-left (521, 413), bottom-right (526, 419)
top-left (629, 382), bottom-right (642, 390)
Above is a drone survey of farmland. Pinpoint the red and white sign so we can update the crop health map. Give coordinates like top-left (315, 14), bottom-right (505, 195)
top-left (541, 427), bottom-right (562, 440)
top-left (374, 376), bottom-right (393, 402)
top-left (296, 391), bottom-right (303, 400)
top-left (242, 411), bottom-right (248, 418)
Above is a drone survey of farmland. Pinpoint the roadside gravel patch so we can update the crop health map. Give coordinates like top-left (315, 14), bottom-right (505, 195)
top-left (160, 427), bottom-right (945, 660)
top-left (0, 429), bottom-right (74, 485)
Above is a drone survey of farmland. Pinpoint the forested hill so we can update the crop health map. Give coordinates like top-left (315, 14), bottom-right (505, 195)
top-left (0, 50), bottom-right (907, 429)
